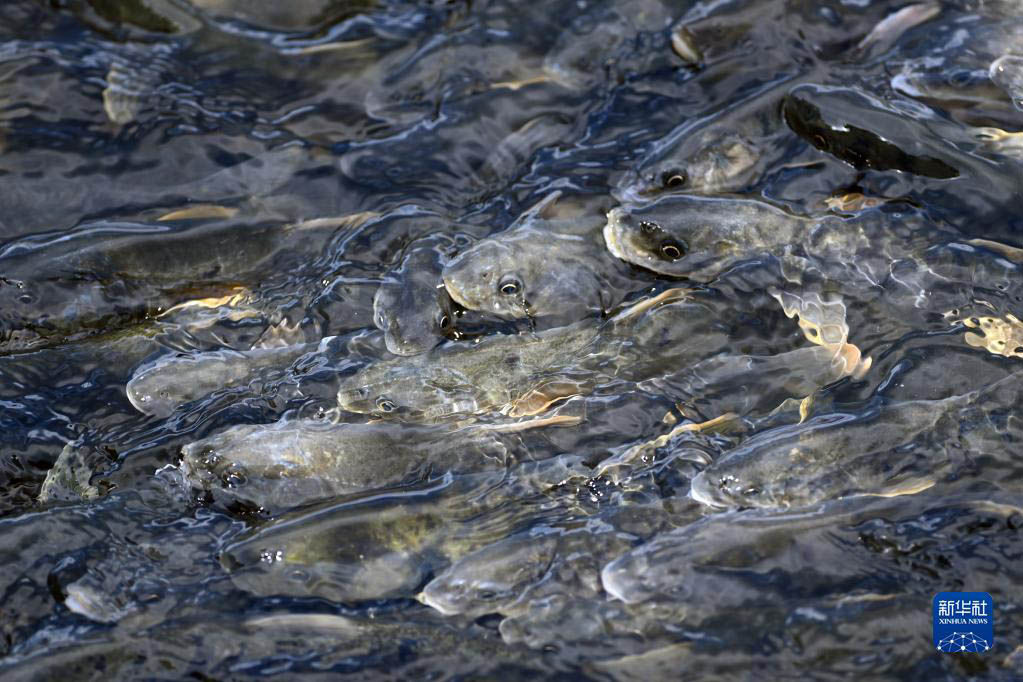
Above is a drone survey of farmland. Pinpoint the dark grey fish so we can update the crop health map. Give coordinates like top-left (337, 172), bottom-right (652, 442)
top-left (373, 239), bottom-right (460, 356)
top-left (990, 54), bottom-right (1023, 111)
top-left (0, 212), bottom-right (370, 354)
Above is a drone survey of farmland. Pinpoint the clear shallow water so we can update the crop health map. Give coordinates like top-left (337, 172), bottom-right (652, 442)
top-left (0, 0), bottom-right (1021, 679)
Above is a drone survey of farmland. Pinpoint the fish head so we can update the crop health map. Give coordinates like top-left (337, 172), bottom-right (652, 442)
top-left (180, 426), bottom-right (263, 492)
top-left (444, 231), bottom-right (606, 319)
top-left (419, 534), bottom-right (557, 617)
top-left (442, 240), bottom-right (535, 318)
top-left (125, 362), bottom-right (178, 416)
top-left (689, 441), bottom-right (824, 510)
top-left (616, 131), bottom-right (759, 202)
top-left (337, 364), bottom-right (479, 421)
top-left (372, 281), bottom-right (456, 356)
top-left (604, 197), bottom-right (742, 281)
top-left (180, 421), bottom-right (345, 511)
top-left (0, 276), bottom-right (81, 352)
top-left (990, 54), bottom-right (1023, 109)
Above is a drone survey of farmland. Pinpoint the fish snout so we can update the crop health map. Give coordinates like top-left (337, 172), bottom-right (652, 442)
top-left (688, 470), bottom-right (732, 509)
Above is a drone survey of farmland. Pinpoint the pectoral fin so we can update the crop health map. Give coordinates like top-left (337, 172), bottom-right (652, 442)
top-left (288, 212), bottom-right (380, 232)
top-left (504, 378), bottom-right (588, 417)
top-left (594, 412), bottom-right (742, 480)
top-left (965, 238), bottom-right (1023, 263)
top-left (611, 288), bottom-right (691, 326)
top-left (158, 204), bottom-right (239, 221)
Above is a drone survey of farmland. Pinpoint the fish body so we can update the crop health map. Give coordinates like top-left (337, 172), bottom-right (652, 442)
top-left (126, 340), bottom-right (322, 417)
top-left (337, 317), bottom-right (601, 421)
top-left (0, 213), bottom-right (362, 354)
top-left (221, 456), bottom-right (587, 602)
top-left (180, 418), bottom-right (508, 511)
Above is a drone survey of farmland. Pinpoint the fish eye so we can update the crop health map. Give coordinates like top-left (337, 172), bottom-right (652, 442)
top-left (220, 465), bottom-right (247, 489)
top-left (661, 170), bottom-right (686, 188)
top-left (499, 277), bottom-right (521, 296)
top-left (377, 397), bottom-right (397, 412)
top-left (660, 242), bottom-right (685, 260)
top-left (639, 220), bottom-right (659, 233)
top-left (438, 313), bottom-right (451, 329)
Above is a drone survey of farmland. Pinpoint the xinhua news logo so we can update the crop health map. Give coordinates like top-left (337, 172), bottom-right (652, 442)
top-left (933, 592), bottom-right (994, 653)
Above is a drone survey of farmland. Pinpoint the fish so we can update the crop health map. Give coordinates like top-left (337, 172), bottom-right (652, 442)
top-left (688, 371), bottom-right (1023, 510)
top-left (615, 127), bottom-right (763, 203)
top-left (337, 288), bottom-right (727, 422)
top-left (782, 84), bottom-right (960, 179)
top-left (470, 113), bottom-right (576, 191)
top-left (126, 339), bottom-right (326, 417)
top-left (603, 193), bottom-right (958, 288)
top-left (604, 194), bottom-right (816, 282)
top-left (990, 54), bottom-right (1023, 111)
top-left (180, 413), bottom-right (581, 511)
top-left (442, 193), bottom-right (635, 323)
top-left (0, 212), bottom-right (372, 354)
top-left (373, 240), bottom-right (460, 356)
top-left (221, 456), bottom-right (589, 602)
top-left (601, 496), bottom-right (907, 608)
top-left (419, 527), bottom-right (633, 619)
top-left (781, 83), bottom-right (1023, 223)
top-left (850, 3), bottom-right (940, 60)
top-left (542, 0), bottom-right (675, 90)
top-left (687, 402), bottom-right (951, 510)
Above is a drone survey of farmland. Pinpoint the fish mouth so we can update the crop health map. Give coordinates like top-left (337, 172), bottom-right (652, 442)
top-left (602, 207), bottom-right (631, 264)
top-left (688, 471), bottom-right (730, 509)
top-left (441, 274), bottom-right (476, 310)
top-left (416, 586), bottom-right (461, 616)
top-left (125, 385), bottom-right (151, 414)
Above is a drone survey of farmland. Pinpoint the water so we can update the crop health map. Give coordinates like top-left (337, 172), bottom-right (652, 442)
top-left (0, 0), bottom-right (1021, 678)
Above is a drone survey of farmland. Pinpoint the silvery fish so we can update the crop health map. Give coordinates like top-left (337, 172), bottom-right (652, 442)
top-left (221, 456), bottom-right (589, 603)
top-left (601, 496), bottom-right (913, 608)
top-left (615, 125), bottom-right (765, 204)
top-left (419, 527), bottom-right (633, 619)
top-left (180, 413), bottom-right (580, 511)
top-left (689, 371), bottom-right (1023, 510)
top-left (442, 193), bottom-right (637, 323)
top-left (337, 289), bottom-right (743, 422)
top-left (603, 193), bottom-right (955, 290)
top-left (126, 339), bottom-right (325, 417)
